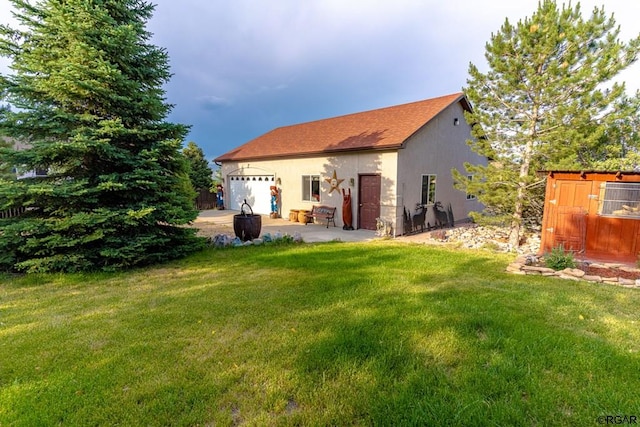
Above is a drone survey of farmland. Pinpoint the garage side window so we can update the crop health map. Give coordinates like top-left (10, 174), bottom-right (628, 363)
top-left (598, 182), bottom-right (640, 218)
top-left (302, 175), bottom-right (320, 202)
top-left (421, 174), bottom-right (436, 205)
top-left (466, 175), bottom-right (476, 200)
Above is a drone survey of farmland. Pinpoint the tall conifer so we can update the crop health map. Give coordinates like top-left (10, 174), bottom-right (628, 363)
top-left (456, 0), bottom-right (640, 247)
top-left (0, 0), bottom-right (203, 272)
top-left (183, 141), bottom-right (213, 191)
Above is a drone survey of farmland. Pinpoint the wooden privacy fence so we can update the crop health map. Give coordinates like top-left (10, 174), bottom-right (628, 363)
top-left (0, 207), bottom-right (26, 219)
top-left (195, 188), bottom-right (217, 210)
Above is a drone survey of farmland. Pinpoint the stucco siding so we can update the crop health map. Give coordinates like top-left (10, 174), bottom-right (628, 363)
top-left (396, 102), bottom-right (486, 233)
top-left (218, 98), bottom-right (485, 235)
top-left (220, 151), bottom-right (398, 229)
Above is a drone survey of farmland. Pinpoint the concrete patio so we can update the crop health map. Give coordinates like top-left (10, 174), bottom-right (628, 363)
top-left (194, 209), bottom-right (377, 243)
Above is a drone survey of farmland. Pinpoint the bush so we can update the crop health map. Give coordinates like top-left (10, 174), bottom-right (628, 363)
top-left (544, 244), bottom-right (576, 271)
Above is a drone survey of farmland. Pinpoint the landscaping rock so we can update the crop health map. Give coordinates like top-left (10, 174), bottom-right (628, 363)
top-left (429, 224), bottom-right (541, 255)
top-left (558, 274), bottom-right (581, 281)
top-left (589, 263), bottom-right (607, 269)
top-left (619, 278), bottom-right (636, 287)
top-left (507, 262), bottom-right (524, 271)
top-left (562, 268), bottom-right (585, 278)
top-left (604, 263), bottom-right (624, 269)
top-left (212, 234), bottom-right (232, 248)
top-left (522, 266), bottom-right (556, 274)
top-left (505, 261), bottom-right (636, 289)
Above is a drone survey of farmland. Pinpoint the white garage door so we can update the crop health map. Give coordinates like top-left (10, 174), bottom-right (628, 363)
top-left (229, 175), bottom-right (274, 215)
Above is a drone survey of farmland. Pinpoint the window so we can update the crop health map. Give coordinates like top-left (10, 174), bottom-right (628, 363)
top-left (598, 182), bottom-right (640, 218)
top-left (466, 175), bottom-right (476, 200)
top-left (302, 175), bottom-right (320, 202)
top-left (421, 174), bottom-right (437, 205)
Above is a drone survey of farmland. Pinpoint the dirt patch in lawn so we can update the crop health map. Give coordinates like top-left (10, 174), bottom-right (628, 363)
top-left (187, 221), bottom-right (232, 239)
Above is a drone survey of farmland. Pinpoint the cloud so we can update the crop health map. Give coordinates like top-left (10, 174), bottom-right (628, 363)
top-left (199, 95), bottom-right (232, 110)
top-left (1, 0), bottom-right (638, 160)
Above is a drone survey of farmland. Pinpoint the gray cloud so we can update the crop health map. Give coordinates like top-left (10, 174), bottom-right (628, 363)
top-left (1, 0), bottom-right (639, 161)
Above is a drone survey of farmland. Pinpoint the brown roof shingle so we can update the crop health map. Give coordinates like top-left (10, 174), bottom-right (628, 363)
top-left (215, 92), bottom-right (468, 162)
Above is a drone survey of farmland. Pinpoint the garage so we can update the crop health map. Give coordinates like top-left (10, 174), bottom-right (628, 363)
top-left (228, 174), bottom-right (275, 215)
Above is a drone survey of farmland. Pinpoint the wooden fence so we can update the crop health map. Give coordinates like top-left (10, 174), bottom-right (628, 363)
top-left (195, 189), bottom-right (217, 210)
top-left (0, 207), bottom-right (26, 219)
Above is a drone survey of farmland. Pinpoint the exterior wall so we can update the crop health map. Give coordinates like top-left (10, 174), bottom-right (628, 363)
top-left (3, 137), bottom-right (47, 179)
top-left (220, 102), bottom-right (486, 234)
top-left (396, 102), bottom-right (486, 234)
top-left (540, 171), bottom-right (640, 263)
top-left (219, 151), bottom-right (398, 230)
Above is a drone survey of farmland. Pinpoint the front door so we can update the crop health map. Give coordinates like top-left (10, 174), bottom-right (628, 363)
top-left (358, 174), bottom-right (381, 230)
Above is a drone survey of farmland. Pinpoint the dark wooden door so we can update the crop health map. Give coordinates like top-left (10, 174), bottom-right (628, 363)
top-left (358, 174), bottom-right (381, 230)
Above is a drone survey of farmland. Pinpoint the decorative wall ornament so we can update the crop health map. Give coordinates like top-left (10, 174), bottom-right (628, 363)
top-left (342, 188), bottom-right (354, 230)
top-left (433, 201), bottom-right (454, 228)
top-left (269, 186), bottom-right (280, 218)
top-left (325, 170), bottom-right (344, 194)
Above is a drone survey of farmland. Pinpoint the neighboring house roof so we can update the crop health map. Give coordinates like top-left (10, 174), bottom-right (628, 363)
top-left (215, 92), bottom-right (471, 162)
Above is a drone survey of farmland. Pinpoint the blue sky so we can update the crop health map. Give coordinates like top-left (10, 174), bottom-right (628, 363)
top-left (1, 0), bottom-right (639, 161)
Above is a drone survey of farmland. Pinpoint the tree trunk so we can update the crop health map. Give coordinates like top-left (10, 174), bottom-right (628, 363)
top-left (510, 183), bottom-right (525, 248)
top-left (510, 113), bottom-right (538, 248)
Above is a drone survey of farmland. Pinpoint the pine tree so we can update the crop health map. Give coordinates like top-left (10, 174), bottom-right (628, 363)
top-left (455, 0), bottom-right (640, 247)
top-left (182, 141), bottom-right (213, 191)
top-left (0, 0), bottom-right (204, 272)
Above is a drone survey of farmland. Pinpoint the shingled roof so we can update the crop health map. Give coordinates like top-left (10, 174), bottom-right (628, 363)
top-left (214, 92), bottom-right (470, 162)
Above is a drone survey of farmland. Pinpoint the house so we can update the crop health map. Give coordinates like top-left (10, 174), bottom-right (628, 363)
top-left (540, 170), bottom-right (640, 263)
top-left (214, 93), bottom-right (486, 235)
top-left (1, 137), bottom-right (48, 179)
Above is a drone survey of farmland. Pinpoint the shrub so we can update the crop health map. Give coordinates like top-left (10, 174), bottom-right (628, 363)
top-left (544, 244), bottom-right (576, 271)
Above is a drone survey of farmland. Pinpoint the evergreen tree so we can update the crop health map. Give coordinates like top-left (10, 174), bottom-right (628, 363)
top-left (455, 0), bottom-right (640, 247)
top-left (182, 141), bottom-right (213, 191)
top-left (0, 0), bottom-right (204, 272)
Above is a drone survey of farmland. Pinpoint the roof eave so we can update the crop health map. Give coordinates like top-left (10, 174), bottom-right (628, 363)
top-left (215, 145), bottom-right (403, 163)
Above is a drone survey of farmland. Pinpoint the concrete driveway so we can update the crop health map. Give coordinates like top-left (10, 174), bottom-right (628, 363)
top-left (195, 209), bottom-right (377, 243)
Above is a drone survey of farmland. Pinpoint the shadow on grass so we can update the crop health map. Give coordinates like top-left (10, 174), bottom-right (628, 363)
top-left (2, 242), bottom-right (639, 425)
top-left (290, 277), bottom-right (640, 425)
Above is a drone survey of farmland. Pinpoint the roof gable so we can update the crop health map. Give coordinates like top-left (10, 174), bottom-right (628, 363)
top-left (215, 92), bottom-right (468, 162)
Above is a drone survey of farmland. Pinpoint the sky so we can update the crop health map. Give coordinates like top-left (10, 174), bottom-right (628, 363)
top-left (1, 0), bottom-right (639, 162)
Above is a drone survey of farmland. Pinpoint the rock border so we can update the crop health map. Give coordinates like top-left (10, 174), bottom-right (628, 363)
top-left (207, 232), bottom-right (303, 248)
top-left (507, 255), bottom-right (640, 289)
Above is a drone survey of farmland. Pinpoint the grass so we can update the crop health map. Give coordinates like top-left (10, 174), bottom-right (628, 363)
top-left (1, 241), bottom-right (639, 426)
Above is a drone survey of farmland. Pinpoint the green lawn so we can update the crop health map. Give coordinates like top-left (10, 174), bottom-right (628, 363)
top-left (1, 242), bottom-right (639, 426)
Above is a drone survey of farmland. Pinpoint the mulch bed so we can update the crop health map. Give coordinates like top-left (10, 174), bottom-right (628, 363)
top-left (580, 264), bottom-right (640, 281)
